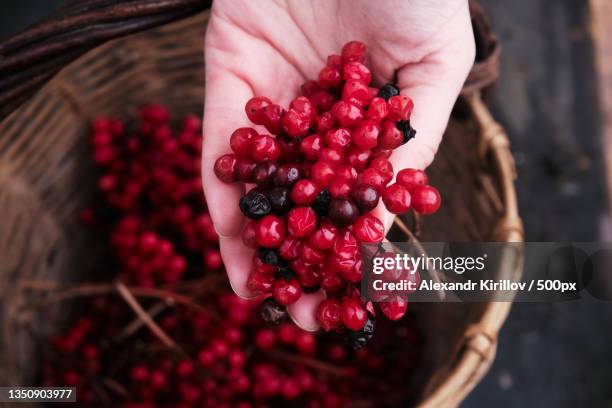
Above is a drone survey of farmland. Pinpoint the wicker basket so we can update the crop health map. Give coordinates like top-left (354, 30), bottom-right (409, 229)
top-left (0, 1), bottom-right (523, 407)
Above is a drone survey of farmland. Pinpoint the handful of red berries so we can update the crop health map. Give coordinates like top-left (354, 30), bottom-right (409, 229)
top-left (214, 41), bottom-right (441, 343)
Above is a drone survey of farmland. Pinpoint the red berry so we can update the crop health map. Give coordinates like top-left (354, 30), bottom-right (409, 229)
top-left (318, 111), bottom-right (334, 133)
top-left (255, 215), bottom-right (286, 247)
top-left (369, 157), bottom-right (393, 184)
top-left (350, 184), bottom-right (380, 213)
top-left (294, 262), bottom-right (321, 287)
top-left (298, 241), bottom-right (326, 264)
top-left (382, 183), bottom-right (411, 214)
top-left (316, 299), bottom-right (342, 331)
top-left (282, 109), bottom-right (310, 138)
top-left (299, 134), bottom-right (323, 161)
top-left (214, 154), bottom-right (237, 183)
top-left (290, 179), bottom-right (320, 205)
top-left (278, 234), bottom-right (301, 260)
top-left (340, 298), bottom-right (367, 331)
top-left (329, 178), bottom-right (353, 198)
top-left (318, 148), bottom-right (344, 166)
top-left (341, 41), bottom-right (366, 64)
top-left (308, 219), bottom-right (338, 250)
top-left (359, 168), bottom-right (386, 191)
top-left (387, 95), bottom-right (414, 121)
top-left (242, 221), bottom-right (258, 249)
top-left (230, 127), bottom-right (257, 158)
top-left (260, 104), bottom-right (285, 134)
top-left (311, 161), bottom-right (336, 188)
top-left (412, 185), bottom-right (441, 215)
top-left (287, 207), bottom-right (318, 238)
top-left (396, 168), bottom-right (429, 192)
top-left (331, 101), bottom-right (364, 128)
top-left (253, 161), bottom-right (279, 187)
top-left (328, 198), bottom-right (359, 226)
top-left (290, 96), bottom-right (316, 124)
top-left (251, 134), bottom-right (280, 162)
top-left (255, 329), bottom-right (276, 349)
top-left (273, 163), bottom-right (302, 187)
top-left (247, 271), bottom-right (275, 294)
top-left (354, 214), bottom-right (385, 243)
top-left (379, 121), bottom-right (403, 149)
top-left (325, 128), bottom-right (351, 150)
top-left (352, 120), bottom-right (380, 150)
top-left (343, 61), bottom-right (372, 84)
top-left (366, 97), bottom-right (389, 121)
top-left (318, 66), bottom-right (343, 89)
top-left (273, 278), bottom-right (303, 306)
top-left (245, 96), bottom-right (272, 124)
top-left (380, 300), bottom-right (408, 321)
top-left (344, 146), bottom-right (371, 171)
top-left (236, 157), bottom-right (257, 183)
top-left (342, 80), bottom-right (371, 107)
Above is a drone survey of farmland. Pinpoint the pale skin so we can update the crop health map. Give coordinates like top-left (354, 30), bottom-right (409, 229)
top-left (202, 0), bottom-right (475, 330)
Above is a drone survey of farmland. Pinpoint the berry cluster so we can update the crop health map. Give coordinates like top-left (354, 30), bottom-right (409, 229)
top-left (42, 293), bottom-right (421, 407)
top-left (88, 106), bottom-right (220, 286)
top-left (213, 42), bottom-right (441, 334)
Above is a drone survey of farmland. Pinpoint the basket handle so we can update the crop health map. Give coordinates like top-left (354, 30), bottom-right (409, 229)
top-left (0, 0), bottom-right (211, 121)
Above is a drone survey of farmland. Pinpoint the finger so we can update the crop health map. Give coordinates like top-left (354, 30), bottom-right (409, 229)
top-left (287, 290), bottom-right (326, 332)
top-left (219, 235), bottom-right (256, 299)
top-left (202, 61), bottom-right (254, 237)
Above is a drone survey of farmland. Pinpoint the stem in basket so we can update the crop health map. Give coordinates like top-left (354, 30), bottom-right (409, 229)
top-left (115, 281), bottom-right (179, 351)
top-left (113, 301), bottom-right (168, 343)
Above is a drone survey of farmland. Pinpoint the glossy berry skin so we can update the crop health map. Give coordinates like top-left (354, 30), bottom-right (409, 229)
top-left (266, 187), bottom-right (292, 215)
top-left (379, 121), bottom-right (404, 149)
top-left (359, 168), bottom-right (386, 192)
top-left (239, 190), bottom-right (271, 220)
top-left (387, 95), bottom-right (414, 122)
top-left (350, 184), bottom-right (380, 213)
top-left (260, 104), bottom-right (285, 134)
top-left (308, 219), bottom-right (338, 250)
top-left (340, 298), bottom-right (368, 331)
top-left (382, 183), bottom-right (411, 214)
top-left (343, 61), bottom-right (372, 84)
top-left (245, 96), bottom-right (272, 124)
top-left (253, 161), bottom-right (278, 187)
top-left (273, 164), bottom-right (301, 187)
top-left (325, 128), bottom-right (351, 150)
top-left (278, 234), bottom-right (301, 260)
top-left (342, 80), bottom-right (371, 107)
top-left (299, 134), bottom-right (323, 161)
top-left (328, 198), bottom-right (359, 226)
top-left (378, 83), bottom-right (400, 100)
top-left (329, 178), bottom-right (352, 199)
top-left (287, 207), bottom-right (318, 238)
top-left (344, 147), bottom-right (371, 171)
top-left (282, 109), bottom-right (310, 138)
top-left (318, 66), bottom-right (343, 89)
top-left (341, 41), bottom-right (366, 64)
top-left (255, 215), bottom-right (286, 248)
top-left (290, 179), bottom-right (320, 205)
top-left (273, 278), bottom-right (302, 306)
top-left (366, 97), bottom-right (389, 121)
top-left (230, 127), bottom-right (258, 158)
top-left (369, 156), bottom-right (394, 184)
top-left (331, 101), bottom-right (364, 128)
top-left (316, 299), bottom-right (342, 331)
top-left (412, 185), bottom-right (441, 215)
top-left (397, 168), bottom-right (429, 192)
top-left (311, 161), bottom-right (336, 188)
top-left (298, 241), bottom-right (326, 264)
top-left (353, 214), bottom-right (385, 243)
top-left (352, 120), bottom-right (380, 150)
top-left (379, 301), bottom-right (408, 321)
top-left (247, 271), bottom-right (275, 294)
top-left (251, 135), bottom-right (281, 163)
top-left (236, 157), bottom-right (257, 183)
top-left (318, 148), bottom-right (344, 166)
top-left (214, 154), bottom-right (238, 183)
top-left (241, 221), bottom-right (258, 249)
top-left (290, 96), bottom-right (316, 125)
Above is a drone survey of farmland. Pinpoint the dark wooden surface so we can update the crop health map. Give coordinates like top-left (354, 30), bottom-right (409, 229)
top-left (1, 1), bottom-right (611, 407)
top-left (465, 1), bottom-right (612, 407)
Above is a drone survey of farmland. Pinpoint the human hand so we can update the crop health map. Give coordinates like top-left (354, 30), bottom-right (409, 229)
top-left (202, 0), bottom-right (475, 330)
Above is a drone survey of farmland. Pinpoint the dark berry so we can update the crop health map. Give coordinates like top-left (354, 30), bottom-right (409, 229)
top-left (266, 187), bottom-right (292, 215)
top-left (273, 164), bottom-right (301, 187)
top-left (328, 198), bottom-right (359, 226)
top-left (396, 120), bottom-right (416, 144)
top-left (239, 190), bottom-right (271, 220)
top-left (302, 285), bottom-right (321, 294)
top-left (257, 248), bottom-right (282, 265)
top-left (254, 161), bottom-right (278, 187)
top-left (350, 184), bottom-right (380, 213)
top-left (377, 83), bottom-right (400, 101)
top-left (345, 315), bottom-right (375, 349)
top-left (312, 189), bottom-right (332, 217)
top-left (259, 297), bottom-right (288, 325)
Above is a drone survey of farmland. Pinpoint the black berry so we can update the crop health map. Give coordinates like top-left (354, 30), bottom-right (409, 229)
top-left (239, 190), bottom-right (271, 220)
top-left (312, 189), bottom-right (332, 217)
top-left (328, 198), bottom-right (359, 226)
top-left (345, 315), bottom-right (376, 350)
top-left (396, 120), bottom-right (416, 144)
top-left (350, 184), bottom-right (380, 213)
top-left (377, 83), bottom-right (400, 101)
top-left (257, 248), bottom-right (282, 265)
top-left (266, 187), bottom-right (292, 215)
top-left (259, 297), bottom-right (288, 325)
